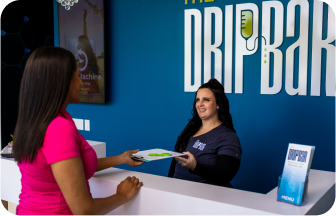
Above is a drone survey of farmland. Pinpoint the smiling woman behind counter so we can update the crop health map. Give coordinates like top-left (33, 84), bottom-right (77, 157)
top-left (169, 79), bottom-right (242, 188)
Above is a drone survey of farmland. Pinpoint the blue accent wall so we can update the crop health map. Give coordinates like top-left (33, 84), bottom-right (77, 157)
top-left (57, 0), bottom-right (335, 194)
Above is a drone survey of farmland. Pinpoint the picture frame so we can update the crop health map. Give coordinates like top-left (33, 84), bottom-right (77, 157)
top-left (54, 0), bottom-right (106, 104)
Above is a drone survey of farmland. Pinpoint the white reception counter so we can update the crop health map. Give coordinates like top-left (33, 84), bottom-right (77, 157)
top-left (90, 168), bottom-right (335, 215)
top-left (1, 140), bottom-right (335, 215)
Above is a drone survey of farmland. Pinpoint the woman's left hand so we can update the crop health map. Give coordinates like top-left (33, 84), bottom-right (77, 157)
top-left (174, 151), bottom-right (197, 171)
top-left (121, 150), bottom-right (145, 167)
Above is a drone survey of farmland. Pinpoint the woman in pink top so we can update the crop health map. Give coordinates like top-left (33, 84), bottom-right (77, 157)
top-left (13, 47), bottom-right (143, 215)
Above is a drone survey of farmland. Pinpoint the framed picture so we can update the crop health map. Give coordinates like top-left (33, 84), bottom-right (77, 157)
top-left (54, 0), bottom-right (105, 104)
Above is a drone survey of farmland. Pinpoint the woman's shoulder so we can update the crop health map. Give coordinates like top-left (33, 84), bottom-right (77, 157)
top-left (215, 125), bottom-right (239, 140)
top-left (216, 124), bottom-right (236, 134)
top-left (42, 116), bottom-right (81, 164)
top-left (43, 116), bottom-right (79, 149)
top-left (46, 116), bottom-right (76, 134)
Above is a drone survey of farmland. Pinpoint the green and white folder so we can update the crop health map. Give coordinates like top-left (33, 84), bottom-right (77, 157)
top-left (130, 148), bottom-right (186, 162)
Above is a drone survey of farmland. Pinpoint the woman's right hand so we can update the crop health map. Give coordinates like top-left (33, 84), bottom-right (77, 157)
top-left (116, 176), bottom-right (143, 201)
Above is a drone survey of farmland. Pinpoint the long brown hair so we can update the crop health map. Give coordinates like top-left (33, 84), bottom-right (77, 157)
top-left (13, 46), bottom-right (77, 163)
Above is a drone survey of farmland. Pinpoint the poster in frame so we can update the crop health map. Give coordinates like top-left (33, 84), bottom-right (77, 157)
top-left (54, 0), bottom-right (105, 104)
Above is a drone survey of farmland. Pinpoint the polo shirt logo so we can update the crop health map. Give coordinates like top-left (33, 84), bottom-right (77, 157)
top-left (193, 140), bottom-right (206, 151)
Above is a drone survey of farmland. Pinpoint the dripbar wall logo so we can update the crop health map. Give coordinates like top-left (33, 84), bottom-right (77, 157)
top-left (184, 0), bottom-right (335, 96)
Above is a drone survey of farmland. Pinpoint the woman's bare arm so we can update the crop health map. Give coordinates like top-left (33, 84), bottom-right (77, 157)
top-left (51, 157), bottom-right (142, 215)
top-left (96, 150), bottom-right (144, 172)
top-left (96, 155), bottom-right (124, 172)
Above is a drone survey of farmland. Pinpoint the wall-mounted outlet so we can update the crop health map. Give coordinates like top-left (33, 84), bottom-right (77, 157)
top-left (73, 118), bottom-right (84, 130)
top-left (85, 120), bottom-right (90, 131)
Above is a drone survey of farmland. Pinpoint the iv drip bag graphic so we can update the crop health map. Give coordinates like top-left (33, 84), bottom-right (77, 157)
top-left (241, 10), bottom-right (253, 39)
top-left (241, 10), bottom-right (266, 52)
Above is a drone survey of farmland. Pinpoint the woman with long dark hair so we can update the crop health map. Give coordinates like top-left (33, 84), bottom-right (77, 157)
top-left (13, 47), bottom-right (143, 215)
top-left (169, 79), bottom-right (242, 188)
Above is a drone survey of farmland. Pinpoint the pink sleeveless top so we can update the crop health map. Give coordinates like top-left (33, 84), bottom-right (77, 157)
top-left (17, 108), bottom-right (98, 215)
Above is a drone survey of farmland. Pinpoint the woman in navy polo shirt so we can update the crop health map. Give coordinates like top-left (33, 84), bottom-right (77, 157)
top-left (168, 79), bottom-right (241, 188)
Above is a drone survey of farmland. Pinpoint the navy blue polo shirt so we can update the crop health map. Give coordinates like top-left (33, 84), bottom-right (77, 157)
top-left (173, 124), bottom-right (242, 186)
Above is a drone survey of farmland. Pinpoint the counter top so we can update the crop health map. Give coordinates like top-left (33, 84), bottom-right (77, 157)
top-left (2, 140), bottom-right (334, 215)
top-left (89, 168), bottom-right (335, 215)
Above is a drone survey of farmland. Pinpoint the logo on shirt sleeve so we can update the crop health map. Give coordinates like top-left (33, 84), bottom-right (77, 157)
top-left (192, 140), bottom-right (206, 151)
